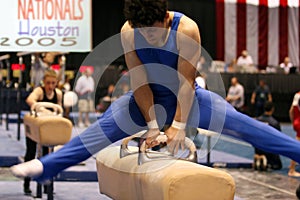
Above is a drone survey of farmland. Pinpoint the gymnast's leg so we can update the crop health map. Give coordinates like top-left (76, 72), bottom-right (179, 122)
top-left (11, 92), bottom-right (146, 183)
top-left (194, 86), bottom-right (300, 164)
top-left (23, 136), bottom-right (37, 194)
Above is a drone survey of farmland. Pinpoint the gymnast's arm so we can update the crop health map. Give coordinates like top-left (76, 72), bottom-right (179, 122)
top-left (165, 16), bottom-right (201, 152)
top-left (26, 87), bottom-right (62, 113)
top-left (121, 22), bottom-right (160, 145)
top-left (26, 87), bottom-right (43, 107)
top-left (175, 17), bottom-right (200, 123)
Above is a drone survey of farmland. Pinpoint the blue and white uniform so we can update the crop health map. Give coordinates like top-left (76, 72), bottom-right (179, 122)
top-left (36, 12), bottom-right (300, 182)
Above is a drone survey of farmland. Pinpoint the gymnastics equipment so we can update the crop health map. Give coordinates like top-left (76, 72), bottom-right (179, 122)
top-left (23, 102), bottom-right (73, 199)
top-left (96, 131), bottom-right (236, 200)
top-left (23, 102), bottom-right (72, 146)
top-left (0, 54), bottom-right (10, 61)
top-left (16, 52), bottom-right (32, 57)
top-left (120, 130), bottom-right (197, 165)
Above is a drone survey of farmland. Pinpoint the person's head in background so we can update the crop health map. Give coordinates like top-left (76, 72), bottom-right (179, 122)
top-left (41, 52), bottom-right (56, 66)
top-left (259, 79), bottom-right (266, 87)
top-left (43, 69), bottom-right (58, 94)
top-left (231, 77), bottom-right (238, 86)
top-left (241, 50), bottom-right (248, 58)
top-left (264, 101), bottom-right (274, 115)
top-left (107, 84), bottom-right (115, 96)
top-left (283, 56), bottom-right (291, 65)
top-left (84, 68), bottom-right (93, 77)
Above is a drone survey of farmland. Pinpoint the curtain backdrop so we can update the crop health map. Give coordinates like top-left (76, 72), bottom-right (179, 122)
top-left (216, 0), bottom-right (300, 69)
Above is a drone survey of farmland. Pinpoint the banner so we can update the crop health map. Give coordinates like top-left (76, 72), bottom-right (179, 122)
top-left (216, 0), bottom-right (300, 68)
top-left (0, 0), bottom-right (92, 52)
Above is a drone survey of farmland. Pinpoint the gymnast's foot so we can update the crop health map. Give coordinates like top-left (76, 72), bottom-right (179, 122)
top-left (288, 170), bottom-right (300, 177)
top-left (10, 159), bottom-right (43, 179)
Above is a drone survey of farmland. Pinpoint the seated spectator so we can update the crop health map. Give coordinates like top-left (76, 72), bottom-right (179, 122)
top-left (279, 56), bottom-right (293, 74)
top-left (96, 96), bottom-right (112, 113)
top-left (237, 50), bottom-right (254, 67)
top-left (254, 102), bottom-right (282, 171)
top-left (236, 50), bottom-right (257, 73)
top-left (96, 84), bottom-right (115, 113)
top-left (196, 56), bottom-right (210, 72)
top-left (225, 59), bottom-right (237, 73)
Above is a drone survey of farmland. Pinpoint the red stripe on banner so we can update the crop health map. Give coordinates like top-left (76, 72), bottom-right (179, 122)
top-left (279, 0), bottom-right (288, 63)
top-left (236, 0), bottom-right (247, 56)
top-left (216, 0), bottom-right (225, 60)
top-left (258, 0), bottom-right (268, 69)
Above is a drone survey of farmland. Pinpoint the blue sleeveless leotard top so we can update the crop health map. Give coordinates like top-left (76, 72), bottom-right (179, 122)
top-left (134, 12), bottom-right (184, 97)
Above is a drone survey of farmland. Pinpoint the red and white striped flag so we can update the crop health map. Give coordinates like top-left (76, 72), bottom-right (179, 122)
top-left (216, 0), bottom-right (300, 69)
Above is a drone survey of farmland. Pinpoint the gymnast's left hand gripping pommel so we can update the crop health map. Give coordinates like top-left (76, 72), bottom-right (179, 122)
top-left (120, 130), bottom-right (198, 165)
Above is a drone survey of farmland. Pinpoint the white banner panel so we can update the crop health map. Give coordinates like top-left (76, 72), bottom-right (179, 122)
top-left (0, 0), bottom-right (92, 52)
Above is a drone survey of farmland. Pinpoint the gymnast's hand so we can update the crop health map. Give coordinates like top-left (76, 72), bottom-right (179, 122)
top-left (165, 126), bottom-right (186, 155)
top-left (144, 128), bottom-right (161, 148)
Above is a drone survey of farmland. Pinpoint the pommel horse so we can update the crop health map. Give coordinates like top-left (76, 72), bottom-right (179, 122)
top-left (23, 102), bottom-right (73, 200)
top-left (96, 130), bottom-right (235, 200)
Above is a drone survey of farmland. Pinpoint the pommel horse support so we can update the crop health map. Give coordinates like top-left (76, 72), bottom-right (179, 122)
top-left (24, 102), bottom-right (72, 146)
top-left (23, 102), bottom-right (72, 199)
top-left (96, 130), bottom-right (236, 200)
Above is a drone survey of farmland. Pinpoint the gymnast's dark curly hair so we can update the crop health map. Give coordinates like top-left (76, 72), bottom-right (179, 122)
top-left (124, 0), bottom-right (168, 28)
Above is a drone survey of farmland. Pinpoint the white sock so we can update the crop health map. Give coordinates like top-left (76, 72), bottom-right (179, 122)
top-left (10, 159), bottom-right (43, 178)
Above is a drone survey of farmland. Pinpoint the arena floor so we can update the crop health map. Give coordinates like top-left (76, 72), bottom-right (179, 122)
top-left (0, 116), bottom-right (299, 200)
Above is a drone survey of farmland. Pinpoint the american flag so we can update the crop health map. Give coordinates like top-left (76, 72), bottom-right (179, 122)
top-left (216, 0), bottom-right (300, 69)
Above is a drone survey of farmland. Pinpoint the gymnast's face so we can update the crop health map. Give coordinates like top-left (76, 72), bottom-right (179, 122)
top-left (138, 21), bottom-right (168, 46)
top-left (43, 76), bottom-right (57, 93)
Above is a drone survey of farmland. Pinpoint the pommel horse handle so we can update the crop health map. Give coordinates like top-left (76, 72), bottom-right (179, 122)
top-left (0, 54), bottom-right (10, 61)
top-left (120, 130), bottom-right (198, 165)
top-left (16, 52), bottom-right (32, 57)
top-left (31, 102), bottom-right (64, 117)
